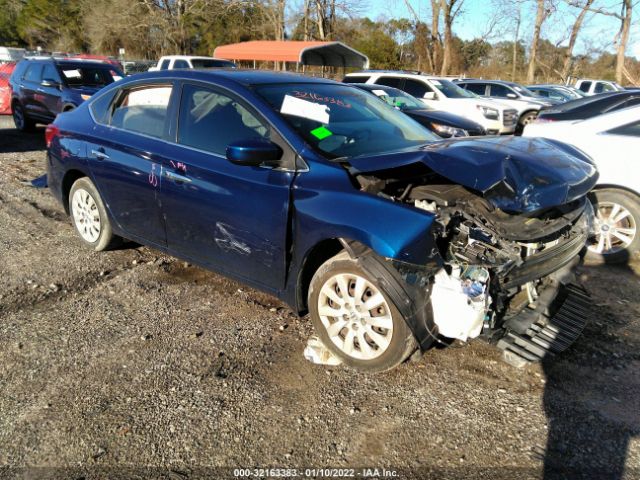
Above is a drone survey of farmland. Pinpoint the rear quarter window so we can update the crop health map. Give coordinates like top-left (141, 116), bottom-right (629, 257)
top-left (23, 64), bottom-right (43, 82)
top-left (90, 89), bottom-right (118, 125)
top-left (607, 121), bottom-right (640, 137)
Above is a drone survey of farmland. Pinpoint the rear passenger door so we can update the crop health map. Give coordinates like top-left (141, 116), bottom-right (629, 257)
top-left (463, 83), bottom-right (488, 96)
top-left (20, 63), bottom-right (43, 117)
top-left (86, 82), bottom-right (177, 246)
top-left (159, 82), bottom-right (295, 291)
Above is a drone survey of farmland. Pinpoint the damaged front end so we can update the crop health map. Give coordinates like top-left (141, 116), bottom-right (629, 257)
top-left (346, 136), bottom-right (598, 366)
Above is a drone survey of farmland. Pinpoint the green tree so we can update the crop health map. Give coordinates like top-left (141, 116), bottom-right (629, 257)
top-left (17, 0), bottom-right (86, 51)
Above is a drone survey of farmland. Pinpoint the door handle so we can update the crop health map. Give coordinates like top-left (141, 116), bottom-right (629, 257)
top-left (91, 149), bottom-right (109, 160)
top-left (164, 170), bottom-right (192, 184)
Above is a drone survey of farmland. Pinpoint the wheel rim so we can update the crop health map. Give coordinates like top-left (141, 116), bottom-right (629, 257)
top-left (317, 273), bottom-right (393, 360)
top-left (13, 106), bottom-right (24, 129)
top-left (71, 188), bottom-right (101, 243)
top-left (522, 114), bottom-right (537, 125)
top-left (588, 201), bottom-right (637, 255)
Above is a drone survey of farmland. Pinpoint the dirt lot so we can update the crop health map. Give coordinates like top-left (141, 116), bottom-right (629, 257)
top-left (0, 115), bottom-right (639, 480)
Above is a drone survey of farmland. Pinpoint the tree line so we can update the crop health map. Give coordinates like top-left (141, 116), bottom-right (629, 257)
top-left (0, 0), bottom-right (638, 85)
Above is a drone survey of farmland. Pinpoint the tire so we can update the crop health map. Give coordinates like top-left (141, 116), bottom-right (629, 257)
top-left (586, 189), bottom-right (640, 264)
top-left (12, 102), bottom-right (36, 132)
top-left (517, 111), bottom-right (538, 132)
top-left (308, 251), bottom-right (417, 372)
top-left (69, 177), bottom-right (120, 251)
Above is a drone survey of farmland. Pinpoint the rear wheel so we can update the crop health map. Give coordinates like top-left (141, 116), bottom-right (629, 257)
top-left (69, 177), bottom-right (121, 251)
top-left (12, 102), bottom-right (36, 132)
top-left (308, 251), bottom-right (417, 372)
top-left (587, 189), bottom-right (639, 264)
top-left (518, 111), bottom-right (538, 132)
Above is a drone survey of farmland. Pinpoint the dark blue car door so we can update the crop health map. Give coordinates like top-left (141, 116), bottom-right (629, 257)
top-left (159, 82), bottom-right (294, 291)
top-left (86, 82), bottom-right (178, 247)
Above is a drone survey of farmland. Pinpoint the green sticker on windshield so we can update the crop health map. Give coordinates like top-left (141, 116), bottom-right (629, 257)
top-left (310, 126), bottom-right (333, 140)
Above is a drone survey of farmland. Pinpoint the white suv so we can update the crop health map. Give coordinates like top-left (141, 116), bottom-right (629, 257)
top-left (148, 55), bottom-right (236, 71)
top-left (343, 71), bottom-right (517, 134)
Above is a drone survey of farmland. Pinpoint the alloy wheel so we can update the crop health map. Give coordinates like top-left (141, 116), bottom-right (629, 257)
top-left (72, 188), bottom-right (102, 243)
top-left (589, 201), bottom-right (637, 255)
top-left (317, 273), bottom-right (393, 360)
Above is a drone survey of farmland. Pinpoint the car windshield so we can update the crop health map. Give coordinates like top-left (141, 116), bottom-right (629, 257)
top-left (364, 86), bottom-right (430, 111)
top-left (191, 59), bottom-right (236, 69)
top-left (509, 83), bottom-right (537, 97)
top-left (255, 83), bottom-right (439, 159)
top-left (430, 79), bottom-right (476, 98)
top-left (59, 65), bottom-right (122, 87)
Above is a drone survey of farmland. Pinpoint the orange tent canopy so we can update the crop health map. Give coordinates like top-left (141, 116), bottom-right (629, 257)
top-left (214, 41), bottom-right (369, 68)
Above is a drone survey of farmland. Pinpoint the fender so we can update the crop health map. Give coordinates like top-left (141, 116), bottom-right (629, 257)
top-left (340, 240), bottom-right (440, 351)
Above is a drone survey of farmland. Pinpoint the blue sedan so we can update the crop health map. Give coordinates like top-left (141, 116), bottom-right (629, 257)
top-left (46, 70), bottom-right (598, 371)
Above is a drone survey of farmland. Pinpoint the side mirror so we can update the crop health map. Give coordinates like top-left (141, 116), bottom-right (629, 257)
top-left (423, 92), bottom-right (437, 100)
top-left (41, 79), bottom-right (60, 88)
top-left (226, 139), bottom-right (282, 167)
top-left (506, 93), bottom-right (518, 99)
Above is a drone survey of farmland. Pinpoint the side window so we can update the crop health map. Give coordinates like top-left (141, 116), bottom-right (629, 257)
top-left (404, 79), bottom-right (431, 98)
top-left (90, 89), bottom-right (118, 125)
top-left (595, 82), bottom-right (614, 93)
top-left (607, 121), bottom-right (640, 137)
top-left (23, 64), bottom-right (43, 82)
top-left (160, 59), bottom-right (170, 70)
top-left (110, 84), bottom-right (173, 138)
top-left (578, 81), bottom-right (591, 92)
top-left (534, 89), bottom-right (549, 97)
top-left (42, 64), bottom-right (60, 83)
top-left (173, 59), bottom-right (190, 69)
top-left (375, 76), bottom-right (403, 88)
top-left (344, 76), bottom-right (370, 84)
top-left (489, 84), bottom-right (511, 98)
top-left (464, 83), bottom-right (487, 95)
top-left (178, 84), bottom-right (268, 156)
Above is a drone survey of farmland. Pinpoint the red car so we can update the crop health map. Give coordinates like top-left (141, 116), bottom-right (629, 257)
top-left (0, 62), bottom-right (16, 115)
top-left (68, 54), bottom-right (123, 72)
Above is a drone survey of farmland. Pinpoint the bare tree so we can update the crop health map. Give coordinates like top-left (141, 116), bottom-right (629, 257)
top-left (560, 0), bottom-right (594, 81)
top-left (615, 0), bottom-right (633, 83)
top-left (512, 4), bottom-right (522, 80)
top-left (526, 0), bottom-right (554, 83)
top-left (439, 0), bottom-right (465, 75)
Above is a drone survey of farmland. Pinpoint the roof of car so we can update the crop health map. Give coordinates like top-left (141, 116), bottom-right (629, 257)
top-left (129, 69), bottom-right (338, 86)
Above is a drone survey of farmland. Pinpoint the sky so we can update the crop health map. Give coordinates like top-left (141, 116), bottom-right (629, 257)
top-left (365, 0), bottom-right (639, 60)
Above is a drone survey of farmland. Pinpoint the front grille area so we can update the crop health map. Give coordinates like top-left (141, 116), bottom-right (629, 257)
top-left (503, 109), bottom-right (518, 126)
top-left (500, 231), bottom-right (586, 289)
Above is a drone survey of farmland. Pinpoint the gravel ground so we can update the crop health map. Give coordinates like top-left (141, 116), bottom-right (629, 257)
top-left (0, 115), bottom-right (639, 480)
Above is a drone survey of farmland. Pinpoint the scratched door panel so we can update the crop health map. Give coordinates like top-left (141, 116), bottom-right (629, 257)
top-left (85, 125), bottom-right (168, 247)
top-left (160, 143), bottom-right (293, 291)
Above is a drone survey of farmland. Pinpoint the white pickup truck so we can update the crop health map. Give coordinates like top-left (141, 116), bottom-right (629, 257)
top-left (574, 78), bottom-right (625, 96)
top-left (148, 55), bottom-right (236, 71)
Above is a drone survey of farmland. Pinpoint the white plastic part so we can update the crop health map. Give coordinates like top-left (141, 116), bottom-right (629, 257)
top-left (303, 336), bottom-right (343, 366)
top-left (430, 268), bottom-right (488, 341)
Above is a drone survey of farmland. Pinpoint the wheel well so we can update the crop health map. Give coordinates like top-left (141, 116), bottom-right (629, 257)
top-left (519, 109), bottom-right (538, 123)
top-left (63, 104), bottom-right (76, 112)
top-left (296, 239), bottom-right (344, 313)
top-left (61, 169), bottom-right (87, 214)
top-left (592, 184), bottom-right (640, 200)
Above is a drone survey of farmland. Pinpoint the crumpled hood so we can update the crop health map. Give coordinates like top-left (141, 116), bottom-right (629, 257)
top-left (347, 136), bottom-right (599, 213)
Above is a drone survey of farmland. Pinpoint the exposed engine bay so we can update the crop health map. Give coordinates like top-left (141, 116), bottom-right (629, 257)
top-left (354, 167), bottom-right (593, 360)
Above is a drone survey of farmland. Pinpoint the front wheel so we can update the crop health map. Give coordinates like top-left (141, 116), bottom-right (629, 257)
top-left (69, 177), bottom-right (121, 251)
top-left (587, 189), bottom-right (639, 264)
top-left (308, 251), bottom-right (417, 372)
